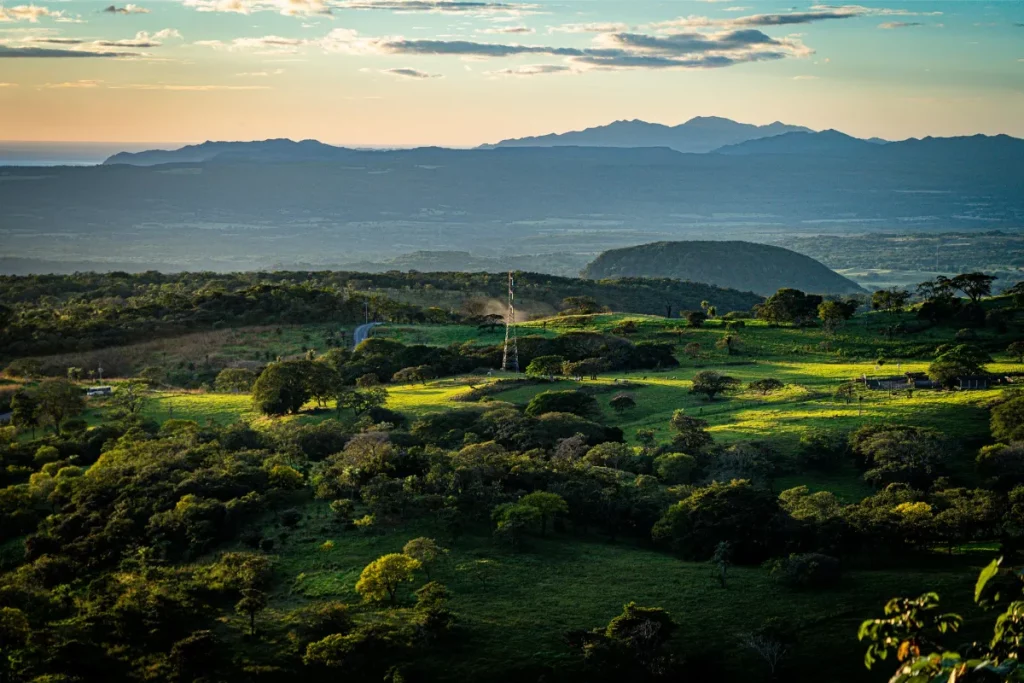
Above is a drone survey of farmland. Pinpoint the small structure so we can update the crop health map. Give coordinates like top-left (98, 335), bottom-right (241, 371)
top-left (86, 386), bottom-right (113, 398)
top-left (957, 376), bottom-right (990, 391)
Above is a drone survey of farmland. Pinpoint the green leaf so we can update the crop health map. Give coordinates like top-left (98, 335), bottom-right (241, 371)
top-left (975, 558), bottom-right (1002, 604)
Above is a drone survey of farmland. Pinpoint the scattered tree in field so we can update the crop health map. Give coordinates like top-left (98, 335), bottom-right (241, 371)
top-left (834, 381), bottom-right (860, 405)
top-left (654, 452), bottom-right (696, 485)
top-left (525, 355), bottom-right (565, 380)
top-left (851, 425), bottom-right (954, 490)
top-left (567, 602), bottom-right (678, 677)
top-left (756, 288), bottom-right (822, 326)
top-left (609, 393), bottom-right (636, 413)
top-left (944, 272), bottom-right (997, 305)
top-left (927, 344), bottom-right (991, 388)
top-left (684, 310), bottom-right (707, 328)
top-left (715, 334), bottom-right (743, 356)
top-left (492, 502), bottom-right (541, 551)
top-left (683, 342), bottom-right (702, 359)
top-left (741, 618), bottom-right (796, 677)
top-left (355, 373), bottom-right (380, 388)
top-left (669, 410), bottom-right (713, 453)
top-left (1008, 341), bottom-right (1024, 363)
top-left (561, 296), bottom-right (601, 316)
top-left (252, 362), bottom-right (312, 415)
top-left (562, 357), bottom-right (608, 380)
top-left (215, 367), bottom-right (258, 393)
top-left (818, 299), bottom-right (857, 334)
top-left (34, 379), bottom-right (85, 434)
top-left (690, 370), bottom-right (740, 401)
top-left (402, 537), bottom-right (447, 580)
top-left (871, 287), bottom-right (911, 316)
top-left (519, 491), bottom-right (568, 536)
top-left (336, 386), bottom-right (388, 417)
top-left (749, 378), bottom-right (784, 395)
top-left (235, 588), bottom-right (268, 636)
top-left (355, 553), bottom-right (421, 604)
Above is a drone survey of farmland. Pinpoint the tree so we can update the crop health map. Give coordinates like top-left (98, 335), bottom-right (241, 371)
top-left (871, 287), bottom-right (911, 316)
top-left (948, 272), bottom-right (997, 304)
top-left (568, 602), bottom-right (678, 677)
top-left (669, 410), bottom-right (713, 453)
top-left (928, 344), bottom-right (991, 388)
top-left (690, 370), bottom-right (740, 401)
top-left (520, 491), bottom-right (568, 536)
top-left (654, 452), bottom-right (696, 485)
top-left (652, 479), bottom-right (781, 563)
top-left (215, 367), bottom-right (258, 393)
top-left (355, 553), bottom-right (421, 604)
top-left (252, 361), bottom-right (311, 415)
top-left (525, 355), bottom-right (565, 380)
top-left (992, 395), bottom-right (1024, 444)
top-left (525, 390), bottom-right (599, 419)
top-left (818, 300), bottom-right (856, 334)
top-left (402, 537), bottom-right (446, 580)
top-left (34, 379), bottom-right (85, 434)
top-left (562, 296), bottom-right (601, 315)
top-left (609, 393), bottom-right (636, 413)
top-left (715, 334), bottom-right (743, 356)
top-left (1008, 341), bottom-right (1024, 363)
top-left (749, 378), bottom-right (784, 395)
top-left (851, 425), bottom-right (954, 490)
top-left (10, 391), bottom-right (39, 439)
top-left (492, 502), bottom-right (541, 551)
top-left (336, 386), bottom-right (388, 417)
top-left (710, 540), bottom-right (732, 588)
top-left (235, 588), bottom-right (268, 636)
top-left (834, 381), bottom-right (860, 405)
top-left (683, 342), bottom-right (701, 359)
top-left (111, 381), bottom-right (148, 416)
top-left (756, 288), bottom-right (822, 326)
top-left (684, 310), bottom-right (707, 328)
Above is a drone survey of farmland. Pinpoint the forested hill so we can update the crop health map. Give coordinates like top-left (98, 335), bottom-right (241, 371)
top-left (583, 241), bottom-right (865, 296)
top-left (0, 270), bottom-right (763, 359)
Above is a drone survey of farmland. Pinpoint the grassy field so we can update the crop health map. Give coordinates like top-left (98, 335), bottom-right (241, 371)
top-left (238, 503), bottom-right (989, 683)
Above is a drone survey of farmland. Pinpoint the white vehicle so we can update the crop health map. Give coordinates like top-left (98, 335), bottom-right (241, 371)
top-left (86, 386), bottom-right (113, 398)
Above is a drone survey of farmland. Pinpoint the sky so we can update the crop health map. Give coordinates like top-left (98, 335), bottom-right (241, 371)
top-left (0, 0), bottom-right (1022, 145)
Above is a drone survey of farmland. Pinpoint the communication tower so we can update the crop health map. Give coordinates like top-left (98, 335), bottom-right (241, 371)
top-left (502, 271), bottom-right (519, 373)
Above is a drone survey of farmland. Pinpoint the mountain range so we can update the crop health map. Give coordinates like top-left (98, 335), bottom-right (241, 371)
top-left (481, 116), bottom-right (814, 154)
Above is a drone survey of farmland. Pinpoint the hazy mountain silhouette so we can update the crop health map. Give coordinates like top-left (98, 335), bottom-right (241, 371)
top-left (483, 116), bottom-right (813, 154)
top-left (714, 129), bottom-right (880, 156)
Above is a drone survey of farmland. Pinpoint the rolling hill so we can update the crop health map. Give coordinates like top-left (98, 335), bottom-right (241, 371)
top-left (583, 241), bottom-right (865, 296)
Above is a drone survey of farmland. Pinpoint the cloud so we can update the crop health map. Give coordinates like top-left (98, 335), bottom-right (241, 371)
top-left (236, 67), bottom-right (285, 75)
top-left (730, 8), bottom-right (863, 26)
top-left (110, 83), bottom-right (272, 90)
top-left (485, 63), bottom-right (571, 76)
top-left (548, 22), bottom-right (628, 34)
top-left (0, 43), bottom-right (131, 56)
top-left (103, 4), bottom-right (149, 13)
top-left (333, 0), bottom-right (531, 13)
top-left (42, 79), bottom-right (102, 88)
top-left (32, 36), bottom-right (84, 44)
top-left (878, 21), bottom-right (921, 29)
top-left (792, 74), bottom-right (819, 79)
top-left (655, 5), bottom-right (942, 30)
top-left (0, 5), bottom-right (67, 22)
top-left (95, 29), bottom-right (182, 47)
top-left (196, 35), bottom-right (307, 53)
top-left (0, 81), bottom-right (18, 86)
top-left (379, 66), bottom-right (441, 77)
top-left (318, 27), bottom-right (811, 70)
top-left (184, 0), bottom-right (331, 16)
top-left (477, 25), bottom-right (532, 34)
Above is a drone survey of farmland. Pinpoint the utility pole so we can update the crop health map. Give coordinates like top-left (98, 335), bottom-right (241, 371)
top-left (502, 271), bottom-right (519, 373)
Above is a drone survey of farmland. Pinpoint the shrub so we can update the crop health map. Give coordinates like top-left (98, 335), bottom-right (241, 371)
top-left (524, 390), bottom-right (599, 419)
top-left (768, 553), bottom-right (842, 589)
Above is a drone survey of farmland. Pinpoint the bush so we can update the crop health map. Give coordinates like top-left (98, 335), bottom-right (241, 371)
top-left (768, 553), bottom-right (842, 589)
top-left (280, 508), bottom-right (302, 527)
top-left (795, 430), bottom-right (849, 471)
top-left (525, 390), bottom-right (599, 419)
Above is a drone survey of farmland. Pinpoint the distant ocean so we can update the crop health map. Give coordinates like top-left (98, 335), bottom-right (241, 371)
top-left (0, 141), bottom-right (179, 167)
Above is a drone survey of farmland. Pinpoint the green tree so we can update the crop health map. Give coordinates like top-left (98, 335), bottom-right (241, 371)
top-left (947, 272), bottom-right (997, 304)
top-left (818, 300), bottom-right (856, 334)
top-left (355, 553), bottom-right (421, 604)
top-left (235, 588), bottom-right (268, 636)
top-left (34, 379), bottom-right (85, 434)
top-left (992, 395), bottom-right (1024, 444)
top-left (871, 287), bottom-right (911, 316)
top-left (749, 378), bottom-right (785, 395)
top-left (715, 334), bottom-right (743, 356)
top-left (10, 391), bottom-right (39, 439)
top-left (525, 355), bottom-right (565, 380)
top-left (756, 288), bottom-right (822, 325)
top-left (609, 392), bottom-right (636, 413)
top-left (524, 390), bottom-right (599, 419)
top-left (215, 367), bottom-right (258, 393)
top-left (669, 409), bottom-right (713, 453)
top-left (928, 344), bottom-right (991, 388)
top-left (252, 361), bottom-right (311, 415)
top-left (562, 296), bottom-right (601, 315)
top-left (519, 491), bottom-right (568, 536)
top-left (690, 371), bottom-right (740, 401)
top-left (684, 310), bottom-right (707, 328)
top-left (492, 502), bottom-right (541, 552)
top-left (336, 386), bottom-right (388, 417)
top-left (402, 537), bottom-right (446, 580)
top-left (1007, 341), bottom-right (1024, 363)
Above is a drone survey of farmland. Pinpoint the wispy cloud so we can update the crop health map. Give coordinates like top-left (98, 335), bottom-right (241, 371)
top-left (196, 35), bottom-right (307, 53)
top-left (42, 79), bottom-right (102, 88)
top-left (0, 43), bottom-right (132, 57)
top-left (0, 81), bottom-right (18, 86)
top-left (654, 5), bottom-right (942, 31)
top-left (879, 21), bottom-right (921, 29)
top-left (103, 4), bottom-right (149, 14)
top-left (477, 25), bottom-right (532, 34)
top-left (548, 22), bottom-right (628, 34)
top-left (0, 5), bottom-right (68, 22)
top-left (792, 74), bottom-right (819, 80)
top-left (184, 0), bottom-right (331, 16)
top-left (378, 66), bottom-right (442, 78)
top-left (236, 68), bottom-right (285, 76)
top-left (110, 83), bottom-right (272, 90)
top-left (95, 29), bottom-right (182, 48)
top-left (334, 0), bottom-right (533, 13)
top-left (485, 63), bottom-right (572, 76)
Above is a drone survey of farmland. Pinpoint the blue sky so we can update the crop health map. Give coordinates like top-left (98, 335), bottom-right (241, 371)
top-left (0, 0), bottom-right (1021, 144)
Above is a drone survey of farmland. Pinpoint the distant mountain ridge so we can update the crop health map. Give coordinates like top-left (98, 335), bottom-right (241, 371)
top-left (483, 116), bottom-right (814, 154)
top-left (584, 241), bottom-right (865, 296)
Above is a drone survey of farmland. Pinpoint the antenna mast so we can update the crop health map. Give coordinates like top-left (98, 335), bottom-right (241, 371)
top-left (502, 271), bottom-right (519, 373)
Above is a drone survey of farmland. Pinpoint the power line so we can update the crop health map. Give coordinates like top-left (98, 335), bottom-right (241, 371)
top-left (502, 271), bottom-right (519, 373)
